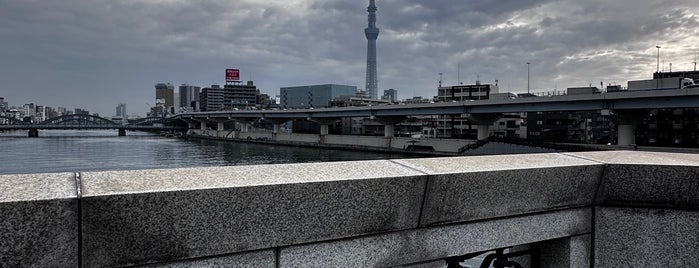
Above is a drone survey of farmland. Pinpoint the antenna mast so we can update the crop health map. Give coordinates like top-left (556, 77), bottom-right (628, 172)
top-left (694, 51), bottom-right (697, 71)
top-left (457, 64), bottom-right (461, 85)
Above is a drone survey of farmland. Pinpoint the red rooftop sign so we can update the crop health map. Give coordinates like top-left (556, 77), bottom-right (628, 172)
top-left (226, 69), bottom-right (240, 82)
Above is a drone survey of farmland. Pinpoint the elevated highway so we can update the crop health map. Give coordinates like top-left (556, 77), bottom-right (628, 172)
top-left (174, 88), bottom-right (699, 144)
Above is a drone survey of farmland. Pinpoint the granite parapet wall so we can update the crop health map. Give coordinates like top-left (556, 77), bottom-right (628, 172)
top-left (1, 151), bottom-right (697, 267)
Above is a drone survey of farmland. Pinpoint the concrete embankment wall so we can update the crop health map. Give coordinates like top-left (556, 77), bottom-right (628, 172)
top-left (190, 129), bottom-right (475, 154)
top-left (2, 151), bottom-right (698, 267)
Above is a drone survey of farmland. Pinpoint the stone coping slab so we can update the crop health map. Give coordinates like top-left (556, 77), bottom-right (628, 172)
top-left (0, 172), bottom-right (76, 202)
top-left (393, 153), bottom-right (600, 174)
top-left (80, 163), bottom-right (427, 267)
top-left (567, 150), bottom-right (699, 166)
top-left (80, 159), bottom-right (425, 197)
top-left (567, 151), bottom-right (699, 208)
top-left (394, 154), bottom-right (603, 226)
top-left (418, 165), bottom-right (603, 226)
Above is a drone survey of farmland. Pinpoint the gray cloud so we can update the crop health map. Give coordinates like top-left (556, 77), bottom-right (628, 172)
top-left (0, 0), bottom-right (698, 116)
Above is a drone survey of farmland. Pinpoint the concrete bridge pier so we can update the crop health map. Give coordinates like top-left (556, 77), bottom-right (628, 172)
top-left (197, 119), bottom-right (208, 132)
top-left (603, 109), bottom-right (643, 146)
top-left (312, 118), bottom-right (338, 144)
top-left (118, 129), bottom-right (126, 136)
top-left (374, 116), bottom-right (406, 138)
top-left (232, 118), bottom-right (255, 134)
top-left (240, 122), bottom-right (251, 133)
top-left (266, 119), bottom-right (289, 141)
top-left (28, 129), bottom-right (39, 137)
top-left (468, 113), bottom-right (502, 140)
top-left (184, 119), bottom-right (196, 129)
top-left (216, 121), bottom-right (226, 131)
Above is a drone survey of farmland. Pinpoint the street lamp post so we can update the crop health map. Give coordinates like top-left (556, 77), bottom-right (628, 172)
top-left (656, 46), bottom-right (661, 89)
top-left (526, 62), bottom-right (531, 94)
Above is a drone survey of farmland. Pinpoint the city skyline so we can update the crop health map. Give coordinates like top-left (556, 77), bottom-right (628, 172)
top-left (1, 0), bottom-right (698, 116)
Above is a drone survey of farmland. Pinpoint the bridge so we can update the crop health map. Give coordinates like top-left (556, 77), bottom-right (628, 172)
top-left (0, 114), bottom-right (186, 137)
top-left (174, 88), bottom-right (699, 146)
top-left (2, 151), bottom-right (697, 267)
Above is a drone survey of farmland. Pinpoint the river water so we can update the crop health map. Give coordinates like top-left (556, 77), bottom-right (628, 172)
top-left (0, 130), bottom-right (419, 175)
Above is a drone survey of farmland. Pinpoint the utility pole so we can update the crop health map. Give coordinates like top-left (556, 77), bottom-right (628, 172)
top-left (526, 62), bottom-right (531, 94)
top-left (656, 46), bottom-right (661, 89)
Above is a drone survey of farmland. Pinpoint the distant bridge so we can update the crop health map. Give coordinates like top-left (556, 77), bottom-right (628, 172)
top-left (0, 114), bottom-right (186, 137)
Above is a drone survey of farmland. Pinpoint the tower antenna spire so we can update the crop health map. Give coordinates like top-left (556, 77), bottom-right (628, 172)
top-left (364, 0), bottom-right (380, 100)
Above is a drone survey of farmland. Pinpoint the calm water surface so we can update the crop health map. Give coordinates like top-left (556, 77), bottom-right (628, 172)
top-left (0, 130), bottom-right (419, 175)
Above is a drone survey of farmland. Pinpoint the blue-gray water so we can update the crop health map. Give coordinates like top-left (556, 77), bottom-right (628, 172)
top-left (0, 130), bottom-right (419, 175)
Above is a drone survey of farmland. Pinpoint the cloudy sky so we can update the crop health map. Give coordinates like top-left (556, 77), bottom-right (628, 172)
top-left (1, 0), bottom-right (698, 116)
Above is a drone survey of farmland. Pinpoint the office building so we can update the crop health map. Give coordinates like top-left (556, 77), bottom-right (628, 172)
top-left (280, 84), bottom-right (357, 109)
top-left (116, 103), bottom-right (127, 118)
top-left (383, 89), bottom-right (397, 103)
top-left (0, 97), bottom-right (7, 111)
top-left (179, 84), bottom-right (201, 112)
top-left (437, 81), bottom-right (499, 102)
top-left (199, 81), bottom-right (259, 112)
top-left (155, 83), bottom-right (175, 108)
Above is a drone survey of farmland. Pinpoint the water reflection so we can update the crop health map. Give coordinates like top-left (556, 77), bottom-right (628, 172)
top-left (0, 130), bottom-right (414, 175)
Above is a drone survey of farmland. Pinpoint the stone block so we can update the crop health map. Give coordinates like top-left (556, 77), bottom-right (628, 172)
top-left (399, 259), bottom-right (448, 268)
top-left (0, 173), bottom-right (78, 267)
top-left (279, 208), bottom-right (591, 268)
top-left (594, 206), bottom-right (699, 267)
top-left (136, 249), bottom-right (275, 268)
top-left (79, 160), bottom-right (426, 267)
top-left (535, 234), bottom-right (590, 268)
top-left (568, 151), bottom-right (699, 208)
top-left (395, 153), bottom-right (602, 226)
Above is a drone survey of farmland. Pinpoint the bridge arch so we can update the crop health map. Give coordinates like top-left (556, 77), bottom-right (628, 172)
top-left (38, 114), bottom-right (120, 126)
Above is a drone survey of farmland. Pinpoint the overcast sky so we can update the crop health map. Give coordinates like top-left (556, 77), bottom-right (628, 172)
top-left (1, 0), bottom-right (698, 117)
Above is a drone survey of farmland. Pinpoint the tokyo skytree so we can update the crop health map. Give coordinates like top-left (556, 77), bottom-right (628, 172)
top-left (364, 0), bottom-right (379, 99)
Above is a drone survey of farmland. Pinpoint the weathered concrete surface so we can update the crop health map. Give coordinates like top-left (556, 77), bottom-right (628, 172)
top-left (0, 173), bottom-right (78, 267)
top-left (79, 160), bottom-right (427, 267)
top-left (279, 208), bottom-right (591, 268)
top-left (568, 151), bottom-right (699, 208)
top-left (595, 206), bottom-right (699, 267)
top-left (395, 154), bottom-right (603, 226)
top-left (536, 235), bottom-right (591, 268)
top-left (136, 249), bottom-right (275, 268)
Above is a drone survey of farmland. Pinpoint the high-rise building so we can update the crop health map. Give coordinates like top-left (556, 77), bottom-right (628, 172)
top-left (56, 107), bottom-right (67, 116)
top-left (116, 103), bottom-right (127, 118)
top-left (364, 0), bottom-right (379, 100)
top-left (179, 84), bottom-right (201, 112)
top-left (155, 83), bottom-right (175, 108)
top-left (0, 97), bottom-right (7, 112)
top-left (383, 89), bottom-right (397, 103)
